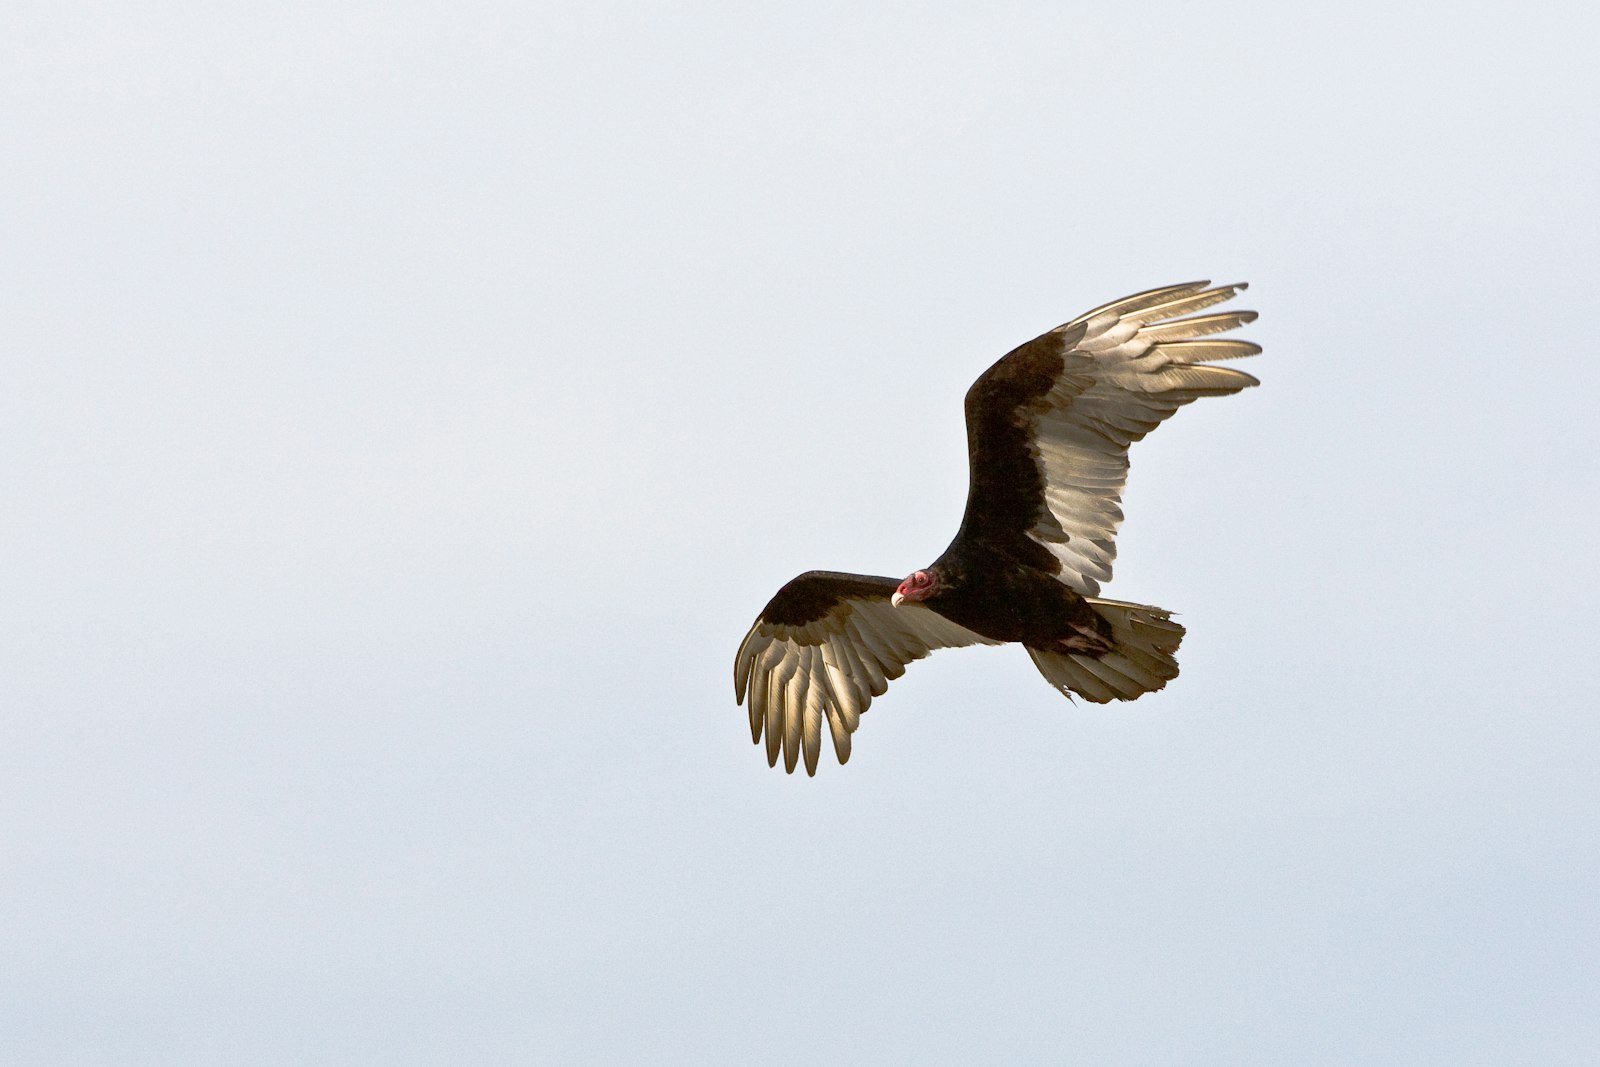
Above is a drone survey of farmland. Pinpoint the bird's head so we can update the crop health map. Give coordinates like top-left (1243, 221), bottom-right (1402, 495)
top-left (891, 569), bottom-right (940, 607)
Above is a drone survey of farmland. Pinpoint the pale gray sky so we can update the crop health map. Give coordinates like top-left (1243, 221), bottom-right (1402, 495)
top-left (4, 1), bottom-right (1597, 1063)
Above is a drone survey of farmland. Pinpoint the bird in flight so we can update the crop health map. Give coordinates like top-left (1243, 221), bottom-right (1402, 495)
top-left (734, 281), bottom-right (1260, 775)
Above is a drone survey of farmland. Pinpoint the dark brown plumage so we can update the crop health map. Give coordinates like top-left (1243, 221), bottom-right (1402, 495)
top-left (735, 281), bottom-right (1260, 774)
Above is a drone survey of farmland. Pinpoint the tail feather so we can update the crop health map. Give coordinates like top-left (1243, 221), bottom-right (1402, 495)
top-left (1026, 598), bottom-right (1185, 703)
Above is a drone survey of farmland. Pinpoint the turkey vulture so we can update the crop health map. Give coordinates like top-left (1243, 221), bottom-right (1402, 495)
top-left (734, 281), bottom-right (1259, 775)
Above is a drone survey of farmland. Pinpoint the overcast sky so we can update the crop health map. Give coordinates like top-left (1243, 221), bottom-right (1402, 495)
top-left (4, 1), bottom-right (1597, 1063)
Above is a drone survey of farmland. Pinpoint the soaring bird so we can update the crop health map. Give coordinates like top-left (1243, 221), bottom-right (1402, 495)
top-left (734, 281), bottom-right (1259, 775)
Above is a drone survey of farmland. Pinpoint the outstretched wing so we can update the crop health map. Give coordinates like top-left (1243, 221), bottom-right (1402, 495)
top-left (957, 281), bottom-right (1260, 596)
top-left (734, 571), bottom-right (998, 775)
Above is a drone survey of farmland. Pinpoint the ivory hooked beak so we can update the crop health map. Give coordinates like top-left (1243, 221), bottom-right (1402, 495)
top-left (890, 591), bottom-right (905, 607)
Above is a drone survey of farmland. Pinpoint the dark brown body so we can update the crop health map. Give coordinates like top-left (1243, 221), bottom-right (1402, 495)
top-left (924, 541), bottom-right (1112, 652)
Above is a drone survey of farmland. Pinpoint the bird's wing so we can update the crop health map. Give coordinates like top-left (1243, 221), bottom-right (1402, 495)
top-left (957, 281), bottom-right (1260, 596)
top-left (734, 570), bottom-right (998, 775)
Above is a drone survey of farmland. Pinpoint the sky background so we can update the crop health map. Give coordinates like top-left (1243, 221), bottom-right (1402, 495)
top-left (4, 1), bottom-right (1598, 1063)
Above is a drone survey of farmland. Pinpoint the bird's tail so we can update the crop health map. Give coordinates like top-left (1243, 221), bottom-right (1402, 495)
top-left (1025, 598), bottom-right (1185, 702)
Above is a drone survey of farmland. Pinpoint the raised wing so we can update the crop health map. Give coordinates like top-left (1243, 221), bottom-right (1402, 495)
top-left (956, 281), bottom-right (1260, 596)
top-left (734, 571), bottom-right (998, 775)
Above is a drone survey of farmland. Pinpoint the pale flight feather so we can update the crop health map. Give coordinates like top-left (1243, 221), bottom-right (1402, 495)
top-left (1024, 281), bottom-right (1258, 596)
